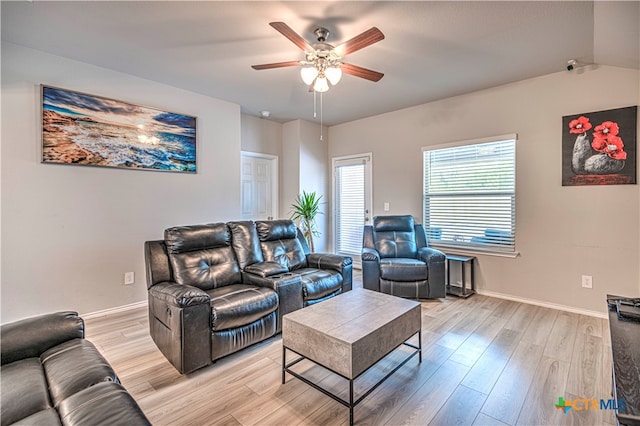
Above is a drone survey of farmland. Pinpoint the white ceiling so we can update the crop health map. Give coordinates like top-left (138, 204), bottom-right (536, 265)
top-left (2, 1), bottom-right (639, 126)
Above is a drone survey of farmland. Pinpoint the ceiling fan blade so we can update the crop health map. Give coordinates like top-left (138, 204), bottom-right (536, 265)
top-left (341, 63), bottom-right (384, 82)
top-left (334, 27), bottom-right (384, 57)
top-left (269, 22), bottom-right (313, 52)
top-left (251, 61), bottom-right (301, 70)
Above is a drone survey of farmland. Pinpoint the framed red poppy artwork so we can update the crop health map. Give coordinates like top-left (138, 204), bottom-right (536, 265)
top-left (562, 105), bottom-right (637, 186)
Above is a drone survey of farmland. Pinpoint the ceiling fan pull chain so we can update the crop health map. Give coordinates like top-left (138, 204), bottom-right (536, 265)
top-left (313, 90), bottom-right (317, 118)
top-left (320, 92), bottom-right (324, 142)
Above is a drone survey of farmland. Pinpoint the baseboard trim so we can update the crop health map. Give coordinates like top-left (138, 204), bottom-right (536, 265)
top-left (82, 300), bottom-right (147, 320)
top-left (476, 289), bottom-right (607, 319)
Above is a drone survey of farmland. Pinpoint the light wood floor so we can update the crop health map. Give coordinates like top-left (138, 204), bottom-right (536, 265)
top-left (85, 274), bottom-right (615, 426)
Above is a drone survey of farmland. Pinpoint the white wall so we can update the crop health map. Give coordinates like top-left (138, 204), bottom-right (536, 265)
top-left (281, 119), bottom-right (329, 252)
top-left (281, 121), bottom-right (300, 221)
top-left (240, 114), bottom-right (282, 157)
top-left (329, 65), bottom-right (640, 314)
top-left (1, 43), bottom-right (242, 323)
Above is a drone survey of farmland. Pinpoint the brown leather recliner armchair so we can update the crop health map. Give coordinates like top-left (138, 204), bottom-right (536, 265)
top-left (145, 223), bottom-right (279, 374)
top-left (362, 215), bottom-right (446, 299)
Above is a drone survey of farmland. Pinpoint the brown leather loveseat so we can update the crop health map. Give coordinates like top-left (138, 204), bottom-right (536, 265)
top-left (144, 219), bottom-right (352, 374)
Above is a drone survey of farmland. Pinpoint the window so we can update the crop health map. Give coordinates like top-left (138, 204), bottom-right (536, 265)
top-left (423, 134), bottom-right (516, 253)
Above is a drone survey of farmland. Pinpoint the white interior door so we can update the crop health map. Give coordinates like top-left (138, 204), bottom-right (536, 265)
top-left (333, 153), bottom-right (372, 266)
top-left (241, 152), bottom-right (278, 220)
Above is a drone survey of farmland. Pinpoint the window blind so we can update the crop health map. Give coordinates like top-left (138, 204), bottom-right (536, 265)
top-left (423, 137), bottom-right (516, 253)
top-left (335, 162), bottom-right (365, 256)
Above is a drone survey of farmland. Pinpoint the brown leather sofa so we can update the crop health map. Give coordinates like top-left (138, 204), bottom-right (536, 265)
top-left (144, 219), bottom-right (352, 374)
top-left (0, 311), bottom-right (150, 426)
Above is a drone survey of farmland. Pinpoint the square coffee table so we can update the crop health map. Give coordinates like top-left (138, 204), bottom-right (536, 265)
top-left (282, 288), bottom-right (421, 425)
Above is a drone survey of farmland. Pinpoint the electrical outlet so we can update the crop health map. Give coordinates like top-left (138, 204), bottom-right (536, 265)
top-left (581, 275), bottom-right (592, 289)
top-left (124, 272), bottom-right (135, 285)
top-left (384, 202), bottom-right (390, 211)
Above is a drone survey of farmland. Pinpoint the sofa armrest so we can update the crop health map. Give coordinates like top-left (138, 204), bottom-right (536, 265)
top-left (306, 253), bottom-right (352, 273)
top-left (361, 247), bottom-right (380, 263)
top-left (243, 273), bottom-right (303, 332)
top-left (361, 248), bottom-right (381, 292)
top-left (244, 261), bottom-right (288, 278)
top-left (417, 246), bottom-right (446, 265)
top-left (418, 247), bottom-right (446, 298)
top-left (147, 282), bottom-right (211, 374)
top-left (1, 311), bottom-right (84, 365)
top-left (148, 282), bottom-right (210, 308)
top-left (306, 253), bottom-right (353, 292)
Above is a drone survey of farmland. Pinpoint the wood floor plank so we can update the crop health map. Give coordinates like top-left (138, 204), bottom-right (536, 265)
top-left (491, 299), bottom-right (520, 319)
top-left (602, 318), bottom-right (612, 347)
top-left (480, 340), bottom-right (545, 425)
top-left (600, 347), bottom-right (617, 425)
top-left (544, 312), bottom-right (579, 360)
top-left (232, 364), bottom-right (333, 425)
top-left (503, 303), bottom-right (538, 333)
top-left (575, 313), bottom-right (603, 337)
top-left (565, 332), bottom-right (603, 398)
top-left (434, 302), bottom-right (493, 350)
top-left (384, 360), bottom-right (469, 425)
top-left (429, 385), bottom-right (487, 425)
top-left (516, 356), bottom-right (570, 425)
top-left (352, 343), bottom-right (454, 425)
top-left (473, 412), bottom-right (510, 426)
top-left (461, 328), bottom-right (522, 395)
top-left (449, 314), bottom-right (509, 367)
top-left (521, 306), bottom-right (559, 346)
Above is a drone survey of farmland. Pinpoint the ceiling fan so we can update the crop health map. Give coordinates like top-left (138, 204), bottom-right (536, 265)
top-left (252, 22), bottom-right (385, 93)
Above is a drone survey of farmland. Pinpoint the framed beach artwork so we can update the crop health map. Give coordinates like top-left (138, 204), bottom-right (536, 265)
top-left (562, 105), bottom-right (637, 186)
top-left (41, 85), bottom-right (197, 173)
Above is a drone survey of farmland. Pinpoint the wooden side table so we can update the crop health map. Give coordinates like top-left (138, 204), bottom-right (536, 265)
top-left (446, 255), bottom-right (475, 297)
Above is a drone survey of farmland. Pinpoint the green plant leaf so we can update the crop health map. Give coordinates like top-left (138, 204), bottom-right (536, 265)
top-left (290, 190), bottom-right (323, 252)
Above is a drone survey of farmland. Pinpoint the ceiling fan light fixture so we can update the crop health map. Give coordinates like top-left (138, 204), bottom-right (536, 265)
top-left (325, 66), bottom-right (342, 85)
top-left (300, 66), bottom-right (319, 85)
top-left (313, 76), bottom-right (329, 93)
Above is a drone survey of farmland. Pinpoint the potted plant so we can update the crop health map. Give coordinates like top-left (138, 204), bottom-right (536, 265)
top-left (290, 190), bottom-right (322, 252)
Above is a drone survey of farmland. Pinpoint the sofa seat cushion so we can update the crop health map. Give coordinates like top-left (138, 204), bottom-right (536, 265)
top-left (57, 381), bottom-right (150, 426)
top-left (1, 358), bottom-right (52, 425)
top-left (12, 408), bottom-right (61, 426)
top-left (294, 268), bottom-right (343, 301)
top-left (208, 284), bottom-right (278, 331)
top-left (380, 279), bottom-right (430, 299)
top-left (41, 339), bottom-right (118, 405)
top-left (380, 258), bottom-right (428, 281)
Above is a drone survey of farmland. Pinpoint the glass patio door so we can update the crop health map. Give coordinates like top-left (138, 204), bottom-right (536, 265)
top-left (333, 153), bottom-right (372, 266)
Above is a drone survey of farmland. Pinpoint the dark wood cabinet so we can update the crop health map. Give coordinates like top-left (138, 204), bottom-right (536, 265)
top-left (607, 295), bottom-right (640, 426)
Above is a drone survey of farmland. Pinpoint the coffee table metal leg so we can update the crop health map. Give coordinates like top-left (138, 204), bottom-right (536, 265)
top-left (419, 331), bottom-right (422, 363)
top-left (282, 346), bottom-right (286, 384)
top-left (349, 379), bottom-right (354, 425)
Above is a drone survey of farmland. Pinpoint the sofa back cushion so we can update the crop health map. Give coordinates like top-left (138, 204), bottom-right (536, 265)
top-left (255, 220), bottom-right (307, 271)
top-left (165, 223), bottom-right (241, 290)
top-left (228, 221), bottom-right (264, 269)
top-left (373, 215), bottom-right (418, 259)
